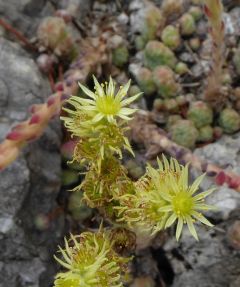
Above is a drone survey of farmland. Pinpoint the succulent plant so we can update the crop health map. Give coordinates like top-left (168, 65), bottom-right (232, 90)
top-left (61, 169), bottom-right (79, 186)
top-left (134, 35), bottom-right (146, 51)
top-left (187, 101), bottom-right (213, 128)
top-left (170, 120), bottom-right (199, 148)
top-left (129, 85), bottom-right (141, 97)
top-left (161, 0), bottom-right (184, 19)
top-left (144, 41), bottom-right (177, 70)
top-left (197, 125), bottom-right (214, 142)
top-left (61, 140), bottom-right (77, 162)
top-left (175, 62), bottom-right (189, 75)
top-left (134, 67), bottom-right (156, 96)
top-left (233, 47), bottom-right (240, 76)
top-left (189, 6), bottom-right (203, 21)
top-left (166, 114), bottom-right (182, 130)
top-left (37, 16), bottom-right (77, 60)
top-left (153, 66), bottom-right (179, 98)
top-left (68, 191), bottom-right (92, 221)
top-left (191, 0), bottom-right (202, 4)
top-left (161, 25), bottom-right (181, 50)
top-left (189, 37), bottom-right (201, 51)
top-left (163, 98), bottom-right (179, 113)
top-left (179, 13), bottom-right (196, 36)
top-left (221, 70), bottom-right (232, 85)
top-left (219, 108), bottom-right (240, 134)
top-left (112, 45), bottom-right (129, 68)
top-left (176, 95), bottom-right (187, 106)
top-left (153, 98), bottom-right (164, 111)
top-left (213, 126), bottom-right (223, 139)
top-left (141, 5), bottom-right (165, 43)
top-left (125, 159), bottom-right (145, 180)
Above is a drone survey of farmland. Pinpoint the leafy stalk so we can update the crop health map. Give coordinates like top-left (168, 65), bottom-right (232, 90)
top-left (0, 40), bottom-right (105, 170)
top-left (203, 0), bottom-right (225, 105)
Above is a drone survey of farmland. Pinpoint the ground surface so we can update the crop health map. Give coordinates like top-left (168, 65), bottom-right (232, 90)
top-left (0, 1), bottom-right (240, 286)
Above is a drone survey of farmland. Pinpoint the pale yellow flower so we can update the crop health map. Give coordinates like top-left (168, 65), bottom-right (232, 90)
top-left (77, 76), bottom-right (141, 123)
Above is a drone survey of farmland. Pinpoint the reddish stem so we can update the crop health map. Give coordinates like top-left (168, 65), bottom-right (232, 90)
top-left (0, 18), bottom-right (36, 51)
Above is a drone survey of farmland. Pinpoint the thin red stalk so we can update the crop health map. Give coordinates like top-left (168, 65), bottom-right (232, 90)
top-left (130, 111), bottom-right (240, 192)
top-left (0, 18), bottom-right (36, 51)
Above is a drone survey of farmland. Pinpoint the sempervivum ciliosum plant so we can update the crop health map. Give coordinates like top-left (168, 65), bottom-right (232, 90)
top-left (117, 156), bottom-right (215, 241)
top-left (55, 75), bottom-right (216, 285)
top-left (52, 75), bottom-right (218, 285)
top-left (203, 0), bottom-right (225, 106)
top-left (54, 228), bottom-right (129, 287)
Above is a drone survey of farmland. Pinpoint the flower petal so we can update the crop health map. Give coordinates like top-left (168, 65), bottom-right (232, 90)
top-left (186, 216), bottom-right (198, 240)
top-left (176, 218), bottom-right (183, 241)
top-left (179, 164), bottom-right (189, 190)
top-left (158, 205), bottom-right (172, 212)
top-left (107, 115), bottom-right (115, 123)
top-left (162, 154), bottom-right (170, 170)
top-left (81, 105), bottom-right (97, 111)
top-left (118, 114), bottom-right (132, 121)
top-left (157, 157), bottom-right (164, 171)
top-left (107, 76), bottom-right (115, 97)
top-left (115, 80), bottom-right (131, 101)
top-left (92, 113), bottom-right (104, 122)
top-left (194, 203), bottom-right (216, 211)
top-left (189, 173), bottom-right (206, 195)
top-left (173, 158), bottom-right (181, 172)
top-left (71, 96), bottom-right (95, 105)
top-left (121, 92), bottom-right (142, 106)
top-left (192, 211), bottom-right (214, 227)
top-left (193, 188), bottom-right (215, 201)
top-left (159, 191), bottom-right (172, 202)
top-left (165, 213), bottom-right (177, 228)
top-left (93, 75), bottom-right (105, 97)
top-left (120, 108), bottom-right (136, 116)
top-left (78, 82), bottom-right (96, 100)
top-left (169, 174), bottom-right (180, 194)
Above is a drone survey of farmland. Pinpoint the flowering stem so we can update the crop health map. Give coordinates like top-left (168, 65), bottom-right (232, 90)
top-left (0, 40), bottom-right (106, 170)
top-left (203, 0), bottom-right (225, 105)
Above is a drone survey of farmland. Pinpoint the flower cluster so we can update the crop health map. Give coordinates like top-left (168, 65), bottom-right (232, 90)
top-left (117, 156), bottom-right (215, 241)
top-left (78, 155), bottom-right (134, 209)
top-left (61, 76), bottom-right (141, 166)
top-left (61, 76), bottom-right (140, 209)
top-left (54, 228), bottom-right (129, 287)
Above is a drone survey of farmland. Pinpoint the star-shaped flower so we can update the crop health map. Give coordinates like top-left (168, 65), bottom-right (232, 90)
top-left (147, 156), bottom-right (215, 240)
top-left (77, 75), bottom-right (141, 123)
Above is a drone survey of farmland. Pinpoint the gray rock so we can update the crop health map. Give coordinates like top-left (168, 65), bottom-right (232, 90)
top-left (165, 218), bottom-right (240, 287)
top-left (0, 0), bottom-right (53, 37)
top-left (192, 133), bottom-right (240, 220)
top-left (194, 141), bottom-right (238, 167)
top-left (206, 187), bottom-right (240, 220)
top-left (58, 0), bottom-right (92, 19)
top-left (0, 38), bottom-right (50, 123)
top-left (0, 216), bottom-right (14, 234)
top-left (229, 7), bottom-right (240, 38)
top-left (0, 38), bottom-right (62, 287)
